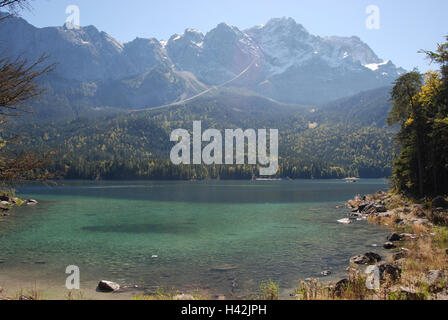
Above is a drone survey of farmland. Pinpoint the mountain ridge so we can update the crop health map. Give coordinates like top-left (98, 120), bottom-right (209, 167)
top-left (0, 12), bottom-right (405, 120)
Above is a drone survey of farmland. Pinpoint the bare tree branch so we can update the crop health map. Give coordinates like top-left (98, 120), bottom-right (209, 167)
top-left (0, 55), bottom-right (55, 116)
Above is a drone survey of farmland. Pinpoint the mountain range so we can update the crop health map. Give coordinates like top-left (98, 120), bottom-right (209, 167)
top-left (0, 13), bottom-right (404, 120)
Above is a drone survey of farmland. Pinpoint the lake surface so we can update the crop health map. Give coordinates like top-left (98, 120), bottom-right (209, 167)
top-left (0, 179), bottom-right (390, 298)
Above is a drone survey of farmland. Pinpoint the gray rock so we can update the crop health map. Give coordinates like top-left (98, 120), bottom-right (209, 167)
top-left (357, 201), bottom-right (370, 212)
top-left (379, 264), bottom-right (401, 281)
top-left (374, 205), bottom-right (387, 213)
top-left (400, 233), bottom-right (417, 240)
top-left (97, 280), bottom-right (120, 292)
top-left (410, 218), bottom-right (431, 227)
top-left (387, 233), bottom-right (403, 242)
top-left (350, 252), bottom-right (381, 265)
top-left (383, 242), bottom-right (397, 249)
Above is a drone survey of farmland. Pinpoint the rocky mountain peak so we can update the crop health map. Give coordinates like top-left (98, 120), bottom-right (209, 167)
top-left (263, 17), bottom-right (308, 34)
top-left (323, 35), bottom-right (382, 65)
top-left (0, 12), bottom-right (406, 108)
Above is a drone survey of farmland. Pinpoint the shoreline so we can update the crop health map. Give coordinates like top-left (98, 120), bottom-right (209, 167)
top-left (3, 187), bottom-right (444, 300)
top-left (292, 191), bottom-right (448, 300)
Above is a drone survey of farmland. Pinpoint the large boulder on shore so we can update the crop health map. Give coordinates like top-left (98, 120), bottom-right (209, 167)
top-left (383, 242), bottom-right (397, 250)
top-left (432, 196), bottom-right (448, 209)
top-left (350, 252), bottom-right (382, 265)
top-left (379, 264), bottom-right (401, 281)
top-left (387, 233), bottom-right (403, 242)
top-left (97, 280), bottom-right (120, 292)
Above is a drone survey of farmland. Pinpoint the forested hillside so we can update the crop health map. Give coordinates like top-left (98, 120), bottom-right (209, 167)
top-left (5, 87), bottom-right (396, 180)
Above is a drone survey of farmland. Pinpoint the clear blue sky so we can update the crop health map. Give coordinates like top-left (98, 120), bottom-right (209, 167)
top-left (19, 0), bottom-right (448, 72)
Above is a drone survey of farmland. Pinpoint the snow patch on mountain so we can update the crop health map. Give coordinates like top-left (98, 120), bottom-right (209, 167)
top-left (364, 60), bottom-right (390, 71)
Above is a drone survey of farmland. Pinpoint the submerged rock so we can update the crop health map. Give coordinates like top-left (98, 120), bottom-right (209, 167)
top-left (211, 264), bottom-right (237, 272)
top-left (97, 280), bottom-right (120, 292)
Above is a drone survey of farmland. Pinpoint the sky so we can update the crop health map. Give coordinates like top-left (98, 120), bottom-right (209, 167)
top-left (17, 0), bottom-right (448, 72)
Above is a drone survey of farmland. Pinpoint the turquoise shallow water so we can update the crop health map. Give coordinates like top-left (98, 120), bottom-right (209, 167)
top-left (0, 179), bottom-right (390, 296)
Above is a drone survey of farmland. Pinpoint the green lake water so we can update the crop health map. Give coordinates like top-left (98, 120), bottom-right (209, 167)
top-left (0, 179), bottom-right (390, 297)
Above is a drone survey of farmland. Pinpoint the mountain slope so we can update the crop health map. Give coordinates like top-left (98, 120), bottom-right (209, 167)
top-left (6, 87), bottom-right (395, 179)
top-left (314, 86), bottom-right (393, 127)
